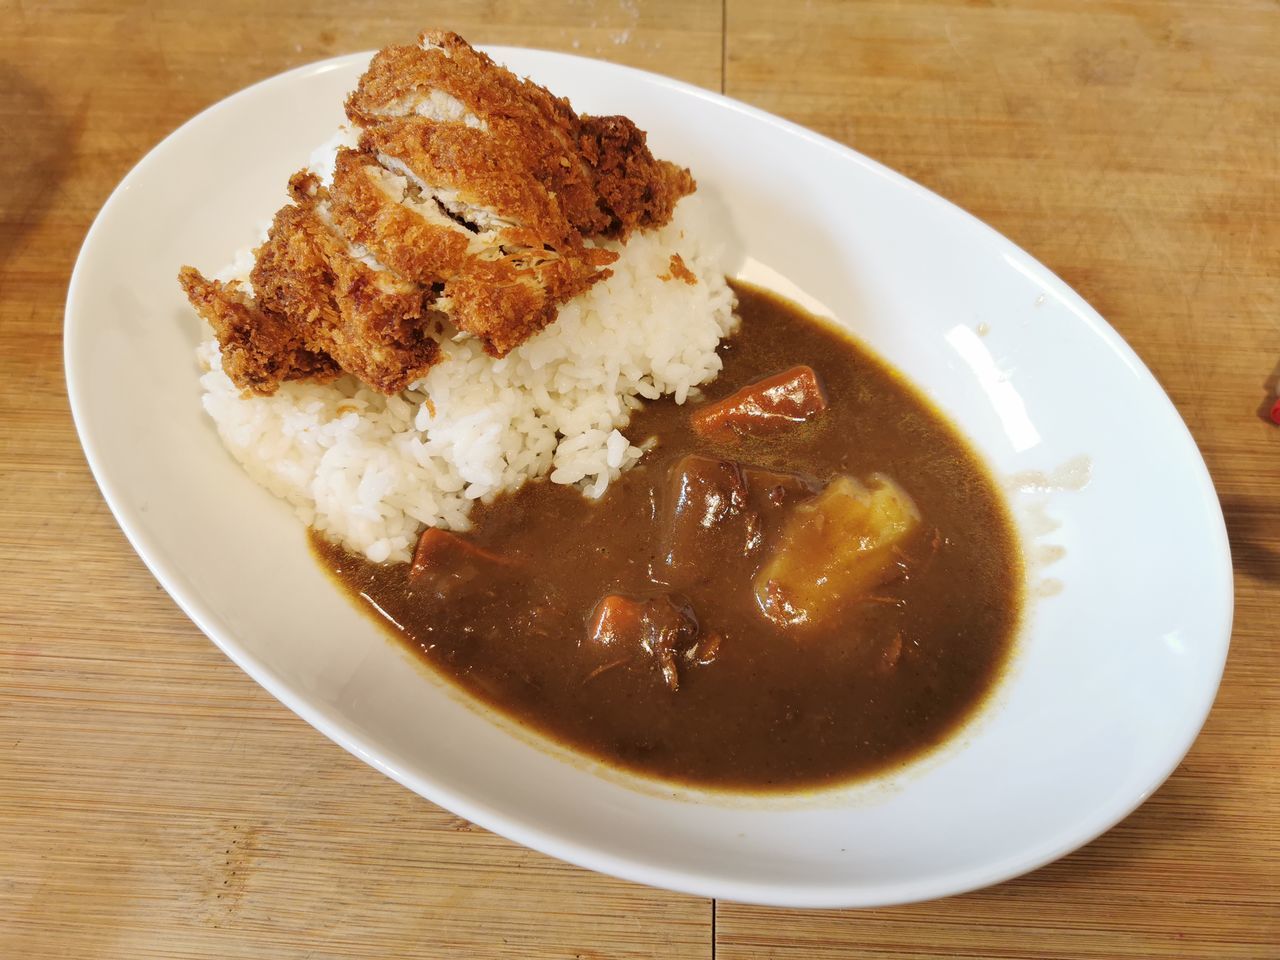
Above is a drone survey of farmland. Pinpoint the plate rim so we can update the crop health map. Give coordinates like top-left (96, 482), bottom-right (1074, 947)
top-left (63, 47), bottom-right (1235, 908)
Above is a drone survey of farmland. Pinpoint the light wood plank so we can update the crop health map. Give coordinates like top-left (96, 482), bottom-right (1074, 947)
top-left (720, 0), bottom-right (1278, 953)
top-left (0, 2), bottom-right (720, 957)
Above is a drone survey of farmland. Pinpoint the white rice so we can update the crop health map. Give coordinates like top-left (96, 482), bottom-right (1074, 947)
top-left (198, 192), bottom-right (738, 563)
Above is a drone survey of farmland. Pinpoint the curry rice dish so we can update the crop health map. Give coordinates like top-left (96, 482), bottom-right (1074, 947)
top-left (182, 31), bottom-right (1022, 791)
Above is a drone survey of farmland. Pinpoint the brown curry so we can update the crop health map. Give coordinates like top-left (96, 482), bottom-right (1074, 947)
top-left (312, 282), bottom-right (1022, 791)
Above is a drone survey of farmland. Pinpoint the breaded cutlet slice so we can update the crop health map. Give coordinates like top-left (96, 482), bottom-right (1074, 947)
top-left (328, 125), bottom-right (616, 356)
top-left (346, 32), bottom-right (606, 236)
top-left (346, 30), bottom-right (695, 239)
top-left (178, 267), bottom-right (340, 396)
top-left (580, 114), bottom-right (697, 239)
top-left (329, 152), bottom-right (608, 356)
top-left (247, 172), bottom-right (441, 394)
top-left (360, 119), bottom-right (580, 250)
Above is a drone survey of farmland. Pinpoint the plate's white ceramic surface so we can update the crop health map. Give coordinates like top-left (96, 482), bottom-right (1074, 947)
top-left (65, 50), bottom-right (1232, 908)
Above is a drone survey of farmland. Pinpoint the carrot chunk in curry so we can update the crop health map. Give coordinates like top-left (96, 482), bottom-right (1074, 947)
top-left (411, 527), bottom-right (511, 580)
top-left (690, 364), bottom-right (827, 441)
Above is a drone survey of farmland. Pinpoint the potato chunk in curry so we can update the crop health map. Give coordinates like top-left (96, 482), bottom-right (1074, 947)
top-left (755, 474), bottom-right (921, 630)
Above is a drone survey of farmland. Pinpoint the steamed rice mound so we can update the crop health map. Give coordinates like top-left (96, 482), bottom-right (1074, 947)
top-left (198, 194), bottom-right (737, 563)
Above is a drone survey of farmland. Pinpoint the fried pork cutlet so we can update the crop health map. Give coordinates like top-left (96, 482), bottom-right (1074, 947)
top-left (347, 30), bottom-right (695, 238)
top-left (329, 122), bottom-right (617, 355)
top-left (581, 114), bottom-right (696, 238)
top-left (347, 33), bottom-right (609, 237)
top-left (249, 172), bottom-right (441, 394)
top-left (180, 173), bottom-right (441, 397)
top-left (180, 29), bottom-right (695, 396)
top-left (179, 267), bottom-right (339, 395)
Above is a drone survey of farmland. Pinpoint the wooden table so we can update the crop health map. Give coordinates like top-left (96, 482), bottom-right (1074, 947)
top-left (3, 1), bottom-right (1277, 956)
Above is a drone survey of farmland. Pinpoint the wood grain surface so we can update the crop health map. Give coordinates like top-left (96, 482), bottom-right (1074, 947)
top-left (1, 1), bottom-right (1276, 957)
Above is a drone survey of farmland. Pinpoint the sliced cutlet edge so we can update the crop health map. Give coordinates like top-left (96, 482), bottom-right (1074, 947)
top-left (329, 137), bottom-right (615, 358)
top-left (345, 34), bottom-right (611, 236)
top-left (177, 266), bottom-right (340, 396)
top-left (249, 173), bottom-right (442, 394)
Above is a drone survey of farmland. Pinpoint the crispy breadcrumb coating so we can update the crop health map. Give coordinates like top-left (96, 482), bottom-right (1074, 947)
top-left (329, 124), bottom-right (617, 356)
top-left (347, 33), bottom-right (610, 236)
top-left (248, 194), bottom-right (440, 394)
top-left (178, 267), bottom-right (339, 395)
top-left (347, 31), bottom-right (695, 239)
top-left (580, 114), bottom-right (696, 237)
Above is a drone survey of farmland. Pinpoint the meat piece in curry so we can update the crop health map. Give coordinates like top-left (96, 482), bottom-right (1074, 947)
top-left (585, 594), bottom-right (709, 692)
top-left (313, 282), bottom-right (1022, 790)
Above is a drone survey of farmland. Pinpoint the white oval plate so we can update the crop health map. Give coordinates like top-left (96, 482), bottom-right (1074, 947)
top-left (65, 49), bottom-right (1232, 908)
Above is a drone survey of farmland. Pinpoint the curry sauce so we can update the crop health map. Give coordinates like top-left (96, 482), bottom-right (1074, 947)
top-left (313, 283), bottom-right (1022, 791)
